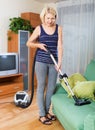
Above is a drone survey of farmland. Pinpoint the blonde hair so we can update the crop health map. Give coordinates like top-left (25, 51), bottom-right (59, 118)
top-left (40, 6), bottom-right (58, 23)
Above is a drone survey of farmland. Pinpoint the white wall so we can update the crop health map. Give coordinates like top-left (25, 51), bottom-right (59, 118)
top-left (0, 0), bottom-right (44, 53)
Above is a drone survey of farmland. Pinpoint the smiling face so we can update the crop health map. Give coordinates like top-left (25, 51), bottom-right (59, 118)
top-left (44, 13), bottom-right (56, 27)
top-left (40, 6), bottom-right (57, 25)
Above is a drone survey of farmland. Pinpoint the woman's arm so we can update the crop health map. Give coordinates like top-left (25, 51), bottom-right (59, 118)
top-left (57, 26), bottom-right (63, 70)
top-left (26, 26), bottom-right (47, 51)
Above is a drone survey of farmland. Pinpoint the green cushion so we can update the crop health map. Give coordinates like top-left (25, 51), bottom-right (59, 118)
top-left (84, 112), bottom-right (95, 130)
top-left (60, 73), bottom-right (87, 95)
top-left (84, 60), bottom-right (95, 81)
top-left (72, 81), bottom-right (95, 100)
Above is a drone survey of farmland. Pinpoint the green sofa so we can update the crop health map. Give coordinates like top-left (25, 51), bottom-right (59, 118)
top-left (51, 59), bottom-right (95, 130)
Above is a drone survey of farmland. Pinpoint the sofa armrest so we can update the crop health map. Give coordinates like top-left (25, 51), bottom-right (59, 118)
top-left (84, 59), bottom-right (95, 81)
top-left (54, 83), bottom-right (67, 94)
top-left (84, 112), bottom-right (95, 130)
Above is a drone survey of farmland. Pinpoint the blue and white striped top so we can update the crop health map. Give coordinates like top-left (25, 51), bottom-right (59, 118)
top-left (36, 24), bottom-right (58, 64)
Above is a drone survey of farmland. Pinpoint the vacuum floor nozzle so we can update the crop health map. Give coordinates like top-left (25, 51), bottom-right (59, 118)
top-left (73, 95), bottom-right (91, 106)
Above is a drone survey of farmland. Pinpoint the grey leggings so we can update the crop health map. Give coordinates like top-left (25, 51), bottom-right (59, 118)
top-left (35, 62), bottom-right (58, 117)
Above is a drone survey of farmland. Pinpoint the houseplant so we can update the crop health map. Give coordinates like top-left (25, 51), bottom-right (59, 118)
top-left (9, 17), bottom-right (33, 34)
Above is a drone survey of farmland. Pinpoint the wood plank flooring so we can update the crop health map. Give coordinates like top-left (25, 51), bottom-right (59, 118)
top-left (0, 90), bottom-right (65, 130)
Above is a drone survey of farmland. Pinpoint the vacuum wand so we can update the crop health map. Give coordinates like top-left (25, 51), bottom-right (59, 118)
top-left (48, 50), bottom-right (74, 96)
top-left (46, 47), bottom-right (91, 106)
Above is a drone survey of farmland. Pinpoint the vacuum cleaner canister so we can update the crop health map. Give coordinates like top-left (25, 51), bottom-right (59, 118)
top-left (14, 91), bottom-right (30, 107)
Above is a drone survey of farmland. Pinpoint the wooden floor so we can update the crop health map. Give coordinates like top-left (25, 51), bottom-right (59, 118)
top-left (0, 90), bottom-right (65, 130)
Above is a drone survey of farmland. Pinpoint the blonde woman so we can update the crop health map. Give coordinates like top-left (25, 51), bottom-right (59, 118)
top-left (26, 6), bottom-right (63, 125)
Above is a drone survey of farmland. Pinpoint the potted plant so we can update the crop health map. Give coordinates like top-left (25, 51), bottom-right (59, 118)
top-left (9, 17), bottom-right (33, 34)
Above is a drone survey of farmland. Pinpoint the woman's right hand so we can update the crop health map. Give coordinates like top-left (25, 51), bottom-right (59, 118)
top-left (38, 43), bottom-right (47, 52)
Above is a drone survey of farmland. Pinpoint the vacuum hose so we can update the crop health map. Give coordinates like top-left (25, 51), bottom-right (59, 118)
top-left (14, 49), bottom-right (37, 108)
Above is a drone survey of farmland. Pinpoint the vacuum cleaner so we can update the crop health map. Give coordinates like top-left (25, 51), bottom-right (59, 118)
top-left (14, 50), bottom-right (36, 108)
top-left (45, 47), bottom-right (91, 106)
top-left (14, 46), bottom-right (91, 108)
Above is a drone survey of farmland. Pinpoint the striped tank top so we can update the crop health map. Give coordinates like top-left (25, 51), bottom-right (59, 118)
top-left (36, 24), bottom-right (58, 64)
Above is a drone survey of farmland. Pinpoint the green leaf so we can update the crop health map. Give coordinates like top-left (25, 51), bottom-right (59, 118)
top-left (9, 17), bottom-right (33, 34)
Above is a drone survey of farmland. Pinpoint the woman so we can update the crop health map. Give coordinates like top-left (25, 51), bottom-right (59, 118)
top-left (26, 6), bottom-right (63, 125)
